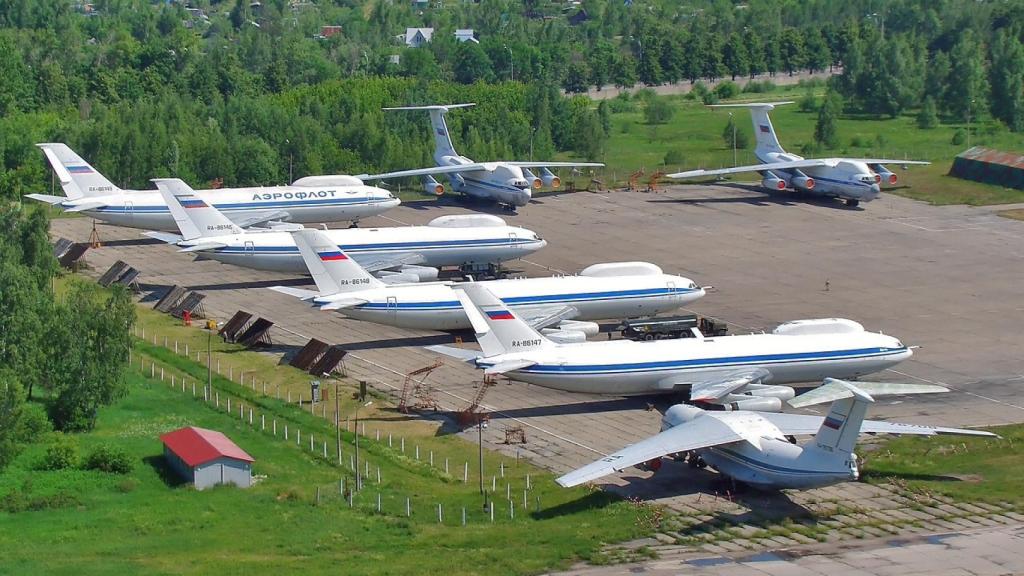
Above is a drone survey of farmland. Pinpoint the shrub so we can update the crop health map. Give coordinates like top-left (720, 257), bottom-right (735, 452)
top-left (84, 443), bottom-right (134, 474)
top-left (15, 403), bottom-right (52, 443)
top-left (742, 80), bottom-right (776, 93)
top-left (850, 135), bottom-right (868, 147)
top-left (663, 148), bottom-right (686, 166)
top-left (951, 129), bottom-right (966, 145)
top-left (643, 98), bottom-right (675, 124)
top-left (607, 93), bottom-right (636, 113)
top-left (799, 87), bottom-right (818, 112)
top-left (38, 434), bottom-right (78, 471)
top-left (713, 80), bottom-right (739, 100)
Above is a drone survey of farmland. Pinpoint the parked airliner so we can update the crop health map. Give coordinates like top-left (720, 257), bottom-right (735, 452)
top-left (28, 143), bottom-right (399, 230)
top-left (429, 284), bottom-right (913, 408)
top-left (147, 179), bottom-right (545, 277)
top-left (270, 228), bottom-right (704, 339)
top-left (668, 102), bottom-right (930, 207)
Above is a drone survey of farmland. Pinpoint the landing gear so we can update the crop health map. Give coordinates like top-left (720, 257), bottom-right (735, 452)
top-left (686, 453), bottom-right (707, 469)
top-left (845, 198), bottom-right (860, 207)
top-left (348, 220), bottom-right (359, 229)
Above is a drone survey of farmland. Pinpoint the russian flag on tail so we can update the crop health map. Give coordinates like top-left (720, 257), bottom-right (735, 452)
top-left (180, 198), bottom-right (208, 209)
top-left (823, 415), bottom-right (844, 430)
top-left (66, 165), bottom-right (94, 174)
top-left (317, 251), bottom-right (348, 261)
top-left (485, 309), bottom-right (515, 320)
top-left (759, 124), bottom-right (771, 134)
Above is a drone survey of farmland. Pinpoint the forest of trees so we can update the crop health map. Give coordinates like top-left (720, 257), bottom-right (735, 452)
top-left (1, 0), bottom-right (1023, 200)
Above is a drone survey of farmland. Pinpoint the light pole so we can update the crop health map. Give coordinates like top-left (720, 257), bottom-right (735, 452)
top-left (504, 45), bottom-right (514, 82)
top-left (967, 98), bottom-right (975, 149)
top-left (729, 112), bottom-right (737, 167)
top-left (529, 127), bottom-right (537, 161)
top-left (285, 138), bottom-right (293, 184)
top-left (354, 400), bottom-right (372, 490)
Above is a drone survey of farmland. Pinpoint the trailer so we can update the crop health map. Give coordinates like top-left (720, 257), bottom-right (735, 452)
top-left (620, 314), bottom-right (728, 341)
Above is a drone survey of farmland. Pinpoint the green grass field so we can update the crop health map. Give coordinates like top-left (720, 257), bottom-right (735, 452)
top-left (863, 424), bottom-right (1024, 508)
top-left (555, 87), bottom-right (1024, 207)
top-left (0, 343), bottom-right (652, 575)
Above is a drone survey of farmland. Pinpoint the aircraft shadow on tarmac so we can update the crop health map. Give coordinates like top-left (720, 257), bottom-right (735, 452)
top-left (183, 278), bottom-right (313, 292)
top-left (479, 396), bottom-right (674, 421)
top-left (651, 182), bottom-right (865, 210)
top-left (95, 237), bottom-right (166, 247)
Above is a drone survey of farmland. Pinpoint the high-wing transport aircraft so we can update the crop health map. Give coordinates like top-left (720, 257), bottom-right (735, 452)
top-left (147, 179), bottom-right (546, 277)
top-left (668, 102), bottom-right (930, 207)
top-left (357, 104), bottom-right (604, 211)
top-left (270, 228), bottom-right (705, 340)
top-left (429, 284), bottom-right (913, 410)
top-left (557, 379), bottom-right (997, 490)
top-left (27, 143), bottom-right (400, 230)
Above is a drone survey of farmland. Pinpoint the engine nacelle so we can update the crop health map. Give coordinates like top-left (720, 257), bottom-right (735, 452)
top-left (398, 265), bottom-right (439, 282)
top-left (558, 320), bottom-right (600, 337)
top-left (428, 214), bottom-right (507, 228)
top-left (791, 174), bottom-right (815, 191)
top-left (662, 404), bottom-right (706, 428)
top-left (773, 318), bottom-right (865, 336)
top-left (723, 397), bottom-right (783, 412)
top-left (376, 271), bottom-right (420, 284)
top-left (541, 167), bottom-right (560, 189)
top-left (741, 384), bottom-right (796, 401)
top-left (522, 168), bottom-right (543, 190)
top-left (761, 175), bottom-right (787, 190)
top-left (291, 175), bottom-right (363, 187)
top-left (422, 176), bottom-right (444, 196)
top-left (871, 164), bottom-right (898, 185)
top-left (580, 261), bottom-right (663, 277)
top-left (540, 328), bottom-right (587, 344)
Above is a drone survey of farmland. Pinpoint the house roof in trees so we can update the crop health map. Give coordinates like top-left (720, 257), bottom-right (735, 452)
top-left (405, 27), bottom-right (434, 47)
top-left (160, 426), bottom-right (254, 467)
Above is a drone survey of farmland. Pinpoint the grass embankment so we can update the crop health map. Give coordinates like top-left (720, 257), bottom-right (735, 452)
top-left (554, 85), bottom-right (1024, 206)
top-left (863, 424), bottom-right (1024, 508)
top-left (0, 335), bottom-right (653, 575)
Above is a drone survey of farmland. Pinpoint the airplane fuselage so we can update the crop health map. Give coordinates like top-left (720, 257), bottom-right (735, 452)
top-left (177, 224), bottom-right (546, 274)
top-left (437, 154), bottom-right (533, 207)
top-left (757, 151), bottom-right (882, 202)
top-left (319, 274), bottom-right (704, 330)
top-left (477, 331), bottom-right (911, 395)
top-left (62, 184), bottom-right (399, 230)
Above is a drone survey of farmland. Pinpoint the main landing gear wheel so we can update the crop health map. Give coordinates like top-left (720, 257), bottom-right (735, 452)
top-left (845, 198), bottom-right (860, 207)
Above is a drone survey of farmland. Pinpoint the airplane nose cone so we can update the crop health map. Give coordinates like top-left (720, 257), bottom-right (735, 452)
top-left (514, 188), bottom-right (532, 207)
top-left (869, 184), bottom-right (881, 199)
top-left (383, 197), bottom-right (401, 208)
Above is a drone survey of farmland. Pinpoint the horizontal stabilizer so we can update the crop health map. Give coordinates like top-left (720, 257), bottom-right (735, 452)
top-left (319, 297), bottom-right (369, 311)
top-left (143, 231), bottom-right (184, 244)
top-left (789, 378), bottom-right (948, 408)
top-left (25, 193), bottom-right (67, 205)
top-left (708, 101), bottom-right (795, 110)
top-left (425, 344), bottom-right (480, 362)
top-left (178, 242), bottom-right (227, 253)
top-left (483, 358), bottom-right (537, 375)
top-left (383, 103), bottom-right (477, 112)
top-left (64, 201), bottom-right (108, 212)
top-left (232, 210), bottom-right (292, 228)
top-left (267, 286), bottom-right (320, 300)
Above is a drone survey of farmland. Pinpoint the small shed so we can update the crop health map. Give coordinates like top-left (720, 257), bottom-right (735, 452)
top-left (455, 29), bottom-right (478, 43)
top-left (160, 426), bottom-right (254, 490)
top-left (950, 146), bottom-right (1024, 190)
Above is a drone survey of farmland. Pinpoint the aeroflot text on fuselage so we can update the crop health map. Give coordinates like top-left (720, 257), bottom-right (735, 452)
top-left (251, 190), bottom-right (338, 201)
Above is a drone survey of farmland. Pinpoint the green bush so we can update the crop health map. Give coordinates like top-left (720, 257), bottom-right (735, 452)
top-left (83, 443), bottom-right (134, 474)
top-left (38, 434), bottom-right (78, 471)
top-left (713, 80), bottom-right (740, 100)
top-left (607, 93), bottom-right (636, 113)
top-left (951, 129), bottom-right (966, 145)
top-left (743, 80), bottom-right (777, 93)
top-left (663, 148), bottom-right (686, 166)
top-left (15, 403), bottom-right (52, 443)
top-left (643, 98), bottom-right (675, 124)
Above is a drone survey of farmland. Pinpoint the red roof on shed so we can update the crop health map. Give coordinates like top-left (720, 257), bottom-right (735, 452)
top-left (160, 426), bottom-right (254, 468)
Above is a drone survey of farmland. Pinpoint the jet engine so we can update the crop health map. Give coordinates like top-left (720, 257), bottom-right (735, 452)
top-left (761, 175), bottom-right (788, 190)
top-left (540, 328), bottom-right (587, 344)
top-left (540, 167), bottom-right (561, 189)
top-left (521, 168), bottom-right (543, 190)
top-left (722, 397), bottom-right (784, 412)
top-left (558, 320), bottom-right (600, 337)
top-left (422, 176), bottom-right (444, 196)
top-left (870, 164), bottom-right (898, 185)
top-left (398, 265), bottom-right (439, 282)
top-left (376, 271), bottom-right (421, 284)
top-left (790, 174), bottom-right (815, 191)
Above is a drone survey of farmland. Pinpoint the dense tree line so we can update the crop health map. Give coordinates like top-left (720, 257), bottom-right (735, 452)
top-left (0, 205), bottom-right (135, 469)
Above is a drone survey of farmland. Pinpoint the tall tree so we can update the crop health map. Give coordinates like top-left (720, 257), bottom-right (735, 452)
top-left (780, 28), bottom-right (806, 76)
top-left (814, 90), bottom-right (843, 149)
top-left (722, 33), bottom-right (749, 81)
top-left (989, 29), bottom-right (1024, 131)
top-left (945, 30), bottom-right (988, 122)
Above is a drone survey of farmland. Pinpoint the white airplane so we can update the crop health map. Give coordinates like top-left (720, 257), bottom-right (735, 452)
top-left (146, 179), bottom-right (546, 277)
top-left (429, 284), bottom-right (913, 409)
top-left (667, 102), bottom-right (930, 207)
top-left (270, 228), bottom-right (705, 339)
top-left (357, 104), bottom-right (604, 211)
top-left (27, 143), bottom-right (400, 230)
top-left (557, 379), bottom-right (997, 490)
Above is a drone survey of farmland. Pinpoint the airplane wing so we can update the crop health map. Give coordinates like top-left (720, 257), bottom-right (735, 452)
top-left (519, 306), bottom-right (579, 330)
top-left (25, 193), bottom-right (67, 205)
top-left (668, 159), bottom-right (838, 179)
top-left (758, 412), bottom-right (998, 438)
top-left (789, 379), bottom-right (948, 408)
top-left (844, 158), bottom-right (931, 166)
top-left (425, 344), bottom-right (481, 362)
top-left (267, 286), bottom-right (319, 300)
top-left (352, 253), bottom-right (426, 273)
top-left (230, 210), bottom-right (292, 228)
top-left (358, 161), bottom-right (604, 181)
top-left (688, 368), bottom-right (771, 402)
top-left (556, 415), bottom-right (745, 487)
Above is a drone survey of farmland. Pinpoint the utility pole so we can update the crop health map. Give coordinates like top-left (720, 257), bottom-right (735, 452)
top-left (730, 112), bottom-right (737, 167)
top-left (330, 373), bottom-right (341, 466)
top-left (967, 98), bottom-right (974, 149)
top-left (505, 45), bottom-right (514, 82)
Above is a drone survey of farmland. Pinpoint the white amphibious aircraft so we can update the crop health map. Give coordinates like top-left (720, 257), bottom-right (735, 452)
top-left (557, 379), bottom-right (997, 490)
top-left (27, 143), bottom-right (400, 230)
top-left (429, 284), bottom-right (913, 409)
top-left (147, 179), bottom-right (546, 277)
top-left (357, 104), bottom-right (604, 210)
top-left (668, 102), bottom-right (930, 207)
top-left (270, 228), bottom-right (704, 339)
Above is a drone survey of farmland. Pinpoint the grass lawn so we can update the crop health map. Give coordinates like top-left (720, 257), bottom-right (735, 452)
top-left (0, 349), bottom-right (652, 575)
top-left (862, 423), bottom-right (1024, 508)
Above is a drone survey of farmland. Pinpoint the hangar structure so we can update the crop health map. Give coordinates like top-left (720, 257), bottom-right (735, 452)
top-left (160, 426), bottom-right (254, 490)
top-left (949, 146), bottom-right (1024, 190)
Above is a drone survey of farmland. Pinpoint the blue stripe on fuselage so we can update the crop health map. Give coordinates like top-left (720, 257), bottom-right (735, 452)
top-left (213, 237), bottom-right (536, 255)
top-left (354, 287), bottom-right (694, 310)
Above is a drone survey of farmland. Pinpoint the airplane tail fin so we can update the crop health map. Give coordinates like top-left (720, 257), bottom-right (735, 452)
top-left (453, 283), bottom-right (554, 358)
top-left (152, 178), bottom-right (242, 240)
top-left (708, 102), bottom-right (793, 156)
top-left (383, 103), bottom-right (475, 158)
top-left (810, 381), bottom-right (873, 456)
top-left (291, 228), bottom-right (383, 294)
top-left (36, 143), bottom-right (121, 200)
